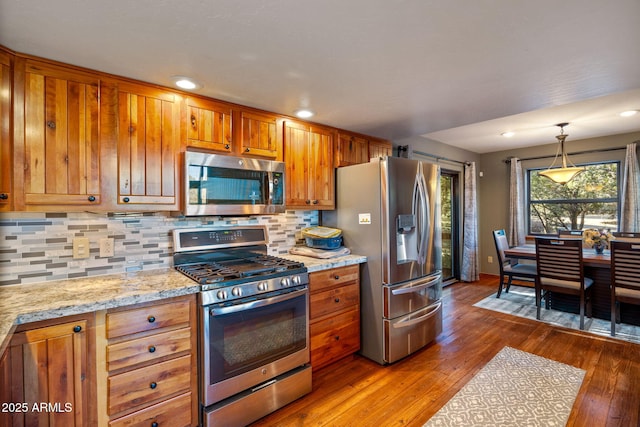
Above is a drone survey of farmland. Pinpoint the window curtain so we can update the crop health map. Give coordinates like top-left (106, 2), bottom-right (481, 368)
top-left (461, 162), bottom-right (479, 282)
top-left (621, 142), bottom-right (640, 232)
top-left (508, 158), bottom-right (526, 246)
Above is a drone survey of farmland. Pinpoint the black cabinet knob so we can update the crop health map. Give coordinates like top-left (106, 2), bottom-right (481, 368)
top-left (46, 121), bottom-right (56, 129)
top-left (88, 195), bottom-right (96, 202)
top-left (334, 298), bottom-right (340, 303)
top-left (245, 147), bottom-right (250, 152)
top-left (305, 200), bottom-right (311, 204)
top-left (73, 325), bottom-right (82, 333)
top-left (148, 316), bottom-right (156, 323)
top-left (334, 275), bottom-right (340, 280)
top-left (151, 422), bottom-right (158, 427)
top-left (0, 194), bottom-right (7, 200)
top-left (123, 197), bottom-right (130, 203)
top-left (149, 382), bottom-right (157, 389)
top-left (148, 345), bottom-right (156, 353)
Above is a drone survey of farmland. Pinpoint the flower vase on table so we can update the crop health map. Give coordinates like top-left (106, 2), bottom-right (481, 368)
top-left (583, 228), bottom-right (610, 255)
top-left (593, 242), bottom-right (605, 254)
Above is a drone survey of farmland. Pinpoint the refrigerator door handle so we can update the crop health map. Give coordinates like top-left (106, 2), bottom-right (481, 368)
top-left (413, 163), bottom-right (430, 266)
top-left (392, 302), bottom-right (442, 328)
top-left (391, 273), bottom-right (442, 295)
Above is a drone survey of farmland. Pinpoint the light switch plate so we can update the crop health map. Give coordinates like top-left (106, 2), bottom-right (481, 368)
top-left (73, 237), bottom-right (90, 259)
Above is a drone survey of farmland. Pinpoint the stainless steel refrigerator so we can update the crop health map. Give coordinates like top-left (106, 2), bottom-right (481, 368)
top-left (323, 156), bottom-right (442, 365)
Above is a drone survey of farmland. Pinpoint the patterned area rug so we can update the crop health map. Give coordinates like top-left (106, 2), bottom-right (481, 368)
top-left (473, 285), bottom-right (640, 344)
top-left (424, 346), bottom-right (585, 427)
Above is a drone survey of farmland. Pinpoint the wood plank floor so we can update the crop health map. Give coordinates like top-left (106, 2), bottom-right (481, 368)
top-left (251, 275), bottom-right (640, 427)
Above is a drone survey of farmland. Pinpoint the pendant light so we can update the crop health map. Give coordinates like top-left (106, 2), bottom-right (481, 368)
top-left (538, 123), bottom-right (585, 184)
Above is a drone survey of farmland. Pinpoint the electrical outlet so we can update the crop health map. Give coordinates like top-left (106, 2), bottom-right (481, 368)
top-left (99, 238), bottom-right (115, 257)
top-left (73, 237), bottom-right (91, 259)
top-left (487, 255), bottom-right (493, 264)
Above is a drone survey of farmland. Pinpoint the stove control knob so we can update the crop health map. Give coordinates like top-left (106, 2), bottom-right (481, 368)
top-left (258, 281), bottom-right (269, 292)
top-left (217, 290), bottom-right (228, 300)
top-left (280, 277), bottom-right (291, 288)
top-left (291, 275), bottom-right (301, 285)
top-left (232, 287), bottom-right (242, 297)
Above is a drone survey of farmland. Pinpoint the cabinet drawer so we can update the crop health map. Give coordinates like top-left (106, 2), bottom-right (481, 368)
top-left (108, 354), bottom-right (191, 415)
top-left (107, 327), bottom-right (191, 372)
top-left (107, 299), bottom-right (191, 339)
top-left (309, 265), bottom-right (359, 293)
top-left (310, 283), bottom-right (359, 319)
top-left (310, 308), bottom-right (360, 369)
top-left (109, 392), bottom-right (192, 427)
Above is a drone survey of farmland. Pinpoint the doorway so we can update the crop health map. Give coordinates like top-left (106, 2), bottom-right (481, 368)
top-left (441, 171), bottom-right (460, 285)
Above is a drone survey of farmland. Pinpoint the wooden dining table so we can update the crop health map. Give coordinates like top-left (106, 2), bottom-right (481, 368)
top-left (504, 244), bottom-right (640, 325)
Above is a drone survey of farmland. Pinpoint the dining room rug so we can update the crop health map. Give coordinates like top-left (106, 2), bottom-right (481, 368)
top-left (424, 346), bottom-right (585, 427)
top-left (473, 285), bottom-right (640, 345)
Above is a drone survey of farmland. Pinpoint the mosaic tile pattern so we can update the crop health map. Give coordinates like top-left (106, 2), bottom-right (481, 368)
top-left (425, 346), bottom-right (585, 427)
top-left (0, 211), bottom-right (318, 286)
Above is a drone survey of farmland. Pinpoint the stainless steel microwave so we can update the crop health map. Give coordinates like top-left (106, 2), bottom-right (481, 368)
top-left (184, 151), bottom-right (285, 216)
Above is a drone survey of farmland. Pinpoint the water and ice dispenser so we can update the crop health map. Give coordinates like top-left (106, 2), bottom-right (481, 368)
top-left (396, 214), bottom-right (418, 264)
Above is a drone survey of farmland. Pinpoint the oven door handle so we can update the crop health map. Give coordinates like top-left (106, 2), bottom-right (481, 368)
top-left (209, 287), bottom-right (308, 316)
top-left (392, 302), bottom-right (442, 329)
top-left (391, 273), bottom-right (441, 296)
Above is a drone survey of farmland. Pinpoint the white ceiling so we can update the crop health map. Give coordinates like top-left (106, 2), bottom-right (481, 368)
top-left (2, 0), bottom-right (639, 153)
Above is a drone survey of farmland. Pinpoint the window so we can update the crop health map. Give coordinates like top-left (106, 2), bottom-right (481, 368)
top-left (528, 162), bottom-right (619, 234)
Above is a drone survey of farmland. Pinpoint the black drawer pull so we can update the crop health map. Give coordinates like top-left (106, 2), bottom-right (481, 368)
top-left (148, 345), bottom-right (156, 353)
top-left (123, 197), bottom-right (130, 203)
top-left (334, 275), bottom-right (340, 280)
top-left (335, 335), bottom-right (340, 340)
top-left (73, 325), bottom-right (82, 333)
top-left (334, 298), bottom-right (340, 303)
top-left (150, 382), bottom-right (157, 389)
top-left (151, 422), bottom-right (158, 427)
top-left (88, 195), bottom-right (96, 202)
top-left (0, 194), bottom-right (8, 200)
top-left (148, 316), bottom-right (156, 323)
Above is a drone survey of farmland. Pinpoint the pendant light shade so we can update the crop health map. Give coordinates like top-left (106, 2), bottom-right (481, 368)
top-left (538, 123), bottom-right (585, 184)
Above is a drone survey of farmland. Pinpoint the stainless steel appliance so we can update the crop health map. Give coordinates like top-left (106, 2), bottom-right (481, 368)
top-left (323, 156), bottom-right (442, 364)
top-left (184, 150), bottom-right (285, 216)
top-left (173, 226), bottom-right (311, 427)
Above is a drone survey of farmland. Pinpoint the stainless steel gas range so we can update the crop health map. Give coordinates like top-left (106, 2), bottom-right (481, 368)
top-left (173, 226), bottom-right (311, 427)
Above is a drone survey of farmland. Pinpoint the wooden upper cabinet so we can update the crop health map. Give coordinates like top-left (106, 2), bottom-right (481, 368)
top-left (116, 82), bottom-right (181, 208)
top-left (186, 97), bottom-right (232, 153)
top-left (284, 120), bottom-right (335, 209)
top-left (19, 59), bottom-right (101, 208)
top-left (335, 132), bottom-right (369, 167)
top-left (238, 110), bottom-right (279, 158)
top-left (0, 50), bottom-right (12, 211)
top-left (368, 139), bottom-right (393, 159)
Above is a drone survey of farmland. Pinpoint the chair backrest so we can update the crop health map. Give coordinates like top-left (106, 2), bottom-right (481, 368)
top-left (611, 240), bottom-right (640, 295)
top-left (612, 231), bottom-right (640, 242)
top-left (558, 229), bottom-right (583, 237)
top-left (492, 229), bottom-right (509, 266)
top-left (535, 238), bottom-right (584, 283)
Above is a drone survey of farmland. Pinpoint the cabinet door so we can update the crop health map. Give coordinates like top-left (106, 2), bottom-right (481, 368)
top-left (0, 51), bottom-right (11, 211)
top-left (0, 347), bottom-right (12, 427)
top-left (117, 82), bottom-right (180, 207)
top-left (22, 59), bottom-right (100, 207)
top-left (186, 97), bottom-right (232, 153)
top-left (368, 139), bottom-right (393, 159)
top-left (239, 110), bottom-right (278, 158)
top-left (9, 320), bottom-right (88, 427)
top-left (308, 125), bottom-right (335, 209)
top-left (336, 133), bottom-right (369, 167)
top-left (284, 121), bottom-right (335, 209)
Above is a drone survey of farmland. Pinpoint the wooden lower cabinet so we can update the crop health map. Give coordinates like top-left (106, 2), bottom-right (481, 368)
top-left (309, 265), bottom-right (361, 370)
top-left (96, 294), bottom-right (198, 427)
top-left (1, 314), bottom-right (95, 427)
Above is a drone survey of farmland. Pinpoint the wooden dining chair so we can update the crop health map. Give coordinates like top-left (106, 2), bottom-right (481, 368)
top-left (610, 240), bottom-right (640, 336)
top-left (534, 237), bottom-right (593, 329)
top-left (492, 229), bottom-right (537, 298)
top-left (612, 231), bottom-right (640, 242)
top-left (558, 229), bottom-right (583, 237)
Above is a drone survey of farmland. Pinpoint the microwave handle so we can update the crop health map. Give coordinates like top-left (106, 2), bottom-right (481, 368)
top-left (266, 172), bottom-right (274, 205)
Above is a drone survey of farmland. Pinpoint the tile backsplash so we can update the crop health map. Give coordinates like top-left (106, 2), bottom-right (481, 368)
top-left (0, 211), bottom-right (318, 286)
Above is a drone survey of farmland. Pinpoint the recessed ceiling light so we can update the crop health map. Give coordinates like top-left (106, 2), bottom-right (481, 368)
top-left (619, 110), bottom-right (638, 117)
top-left (501, 131), bottom-right (515, 138)
top-left (172, 76), bottom-right (201, 90)
top-left (295, 109), bottom-right (314, 119)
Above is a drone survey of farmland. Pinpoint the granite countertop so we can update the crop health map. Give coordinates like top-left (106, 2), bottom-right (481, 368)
top-left (0, 254), bottom-right (366, 355)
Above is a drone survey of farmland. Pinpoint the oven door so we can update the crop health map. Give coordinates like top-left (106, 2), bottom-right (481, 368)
top-left (201, 287), bottom-right (309, 406)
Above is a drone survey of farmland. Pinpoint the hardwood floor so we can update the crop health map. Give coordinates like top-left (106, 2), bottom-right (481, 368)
top-left (251, 275), bottom-right (640, 427)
